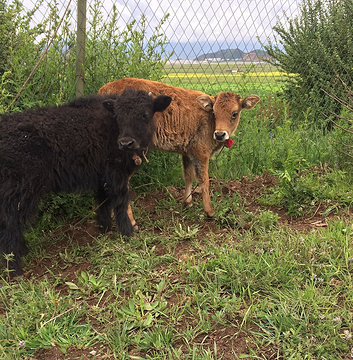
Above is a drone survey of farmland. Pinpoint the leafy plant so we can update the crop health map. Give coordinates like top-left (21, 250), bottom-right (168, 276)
top-left (263, 0), bottom-right (353, 127)
top-left (252, 210), bottom-right (279, 232)
top-left (66, 270), bottom-right (109, 294)
top-left (116, 288), bottom-right (167, 330)
top-left (174, 223), bottom-right (199, 241)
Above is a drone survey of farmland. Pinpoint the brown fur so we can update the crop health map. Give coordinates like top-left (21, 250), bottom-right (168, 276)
top-left (99, 78), bottom-right (260, 217)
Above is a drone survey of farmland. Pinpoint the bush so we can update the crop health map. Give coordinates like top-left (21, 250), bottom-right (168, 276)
top-left (263, 0), bottom-right (353, 127)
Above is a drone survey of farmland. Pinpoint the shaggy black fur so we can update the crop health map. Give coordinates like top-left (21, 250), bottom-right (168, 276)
top-left (0, 89), bottom-right (171, 276)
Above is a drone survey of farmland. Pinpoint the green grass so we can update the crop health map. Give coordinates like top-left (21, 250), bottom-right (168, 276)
top-left (1, 178), bottom-right (353, 359)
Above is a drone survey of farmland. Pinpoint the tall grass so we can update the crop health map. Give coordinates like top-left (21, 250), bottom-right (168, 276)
top-left (212, 106), bottom-right (336, 181)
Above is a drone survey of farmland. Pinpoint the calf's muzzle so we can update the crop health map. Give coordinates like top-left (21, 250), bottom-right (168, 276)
top-left (214, 131), bottom-right (229, 142)
top-left (118, 137), bottom-right (138, 150)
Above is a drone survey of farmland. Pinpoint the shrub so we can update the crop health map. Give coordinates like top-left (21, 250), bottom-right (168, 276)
top-left (263, 0), bottom-right (353, 127)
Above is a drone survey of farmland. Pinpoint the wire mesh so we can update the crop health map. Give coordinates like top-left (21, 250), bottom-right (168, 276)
top-left (10, 0), bottom-right (302, 100)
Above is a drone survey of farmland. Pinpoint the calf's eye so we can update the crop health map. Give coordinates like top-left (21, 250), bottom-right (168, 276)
top-left (231, 111), bottom-right (238, 120)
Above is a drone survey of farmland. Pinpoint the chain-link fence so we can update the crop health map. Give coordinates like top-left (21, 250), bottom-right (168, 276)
top-left (7, 0), bottom-right (302, 106)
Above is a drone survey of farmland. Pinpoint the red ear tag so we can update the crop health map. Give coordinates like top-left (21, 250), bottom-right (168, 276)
top-left (225, 138), bottom-right (234, 149)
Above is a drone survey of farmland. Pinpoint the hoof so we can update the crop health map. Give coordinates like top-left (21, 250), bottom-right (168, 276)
top-left (206, 210), bottom-right (214, 218)
top-left (183, 201), bottom-right (193, 209)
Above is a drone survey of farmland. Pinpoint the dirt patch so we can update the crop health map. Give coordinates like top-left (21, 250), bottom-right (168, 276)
top-left (25, 222), bottom-right (99, 281)
top-left (32, 344), bottom-right (113, 360)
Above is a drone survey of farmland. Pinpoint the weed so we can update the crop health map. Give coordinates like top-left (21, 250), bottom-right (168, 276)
top-left (65, 270), bottom-right (109, 295)
top-left (174, 224), bottom-right (199, 241)
top-left (116, 287), bottom-right (168, 331)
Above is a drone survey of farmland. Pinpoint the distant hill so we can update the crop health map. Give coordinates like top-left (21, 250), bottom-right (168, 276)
top-left (195, 48), bottom-right (269, 61)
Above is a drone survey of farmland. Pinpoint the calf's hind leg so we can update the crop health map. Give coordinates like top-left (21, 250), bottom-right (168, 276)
top-left (182, 155), bottom-right (196, 208)
top-left (1, 192), bottom-right (42, 277)
top-left (127, 203), bottom-right (138, 230)
top-left (0, 221), bottom-right (26, 277)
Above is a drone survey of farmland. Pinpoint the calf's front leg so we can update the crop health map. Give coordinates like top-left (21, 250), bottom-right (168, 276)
top-left (183, 154), bottom-right (214, 217)
top-left (196, 162), bottom-right (214, 217)
top-left (95, 187), bottom-right (113, 233)
top-left (112, 188), bottom-right (134, 237)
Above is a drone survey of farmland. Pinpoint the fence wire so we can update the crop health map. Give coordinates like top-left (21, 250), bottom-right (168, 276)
top-left (12, 0), bottom-right (301, 101)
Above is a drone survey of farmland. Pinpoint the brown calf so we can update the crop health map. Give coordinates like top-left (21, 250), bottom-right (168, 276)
top-left (98, 78), bottom-right (260, 218)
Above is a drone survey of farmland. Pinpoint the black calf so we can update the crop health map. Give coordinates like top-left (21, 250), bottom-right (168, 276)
top-left (0, 89), bottom-right (171, 276)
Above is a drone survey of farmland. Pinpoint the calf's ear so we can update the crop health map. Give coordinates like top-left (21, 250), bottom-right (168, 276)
top-left (196, 95), bottom-right (213, 112)
top-left (242, 95), bottom-right (260, 109)
top-left (153, 95), bottom-right (172, 113)
top-left (102, 99), bottom-right (115, 113)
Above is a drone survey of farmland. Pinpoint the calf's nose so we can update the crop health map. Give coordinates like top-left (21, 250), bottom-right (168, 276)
top-left (214, 131), bottom-right (228, 142)
top-left (118, 137), bottom-right (138, 150)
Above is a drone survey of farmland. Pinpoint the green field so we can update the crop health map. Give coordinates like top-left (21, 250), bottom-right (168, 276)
top-left (161, 61), bottom-right (286, 97)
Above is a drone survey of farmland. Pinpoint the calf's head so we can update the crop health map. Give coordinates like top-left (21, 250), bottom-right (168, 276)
top-left (103, 88), bottom-right (171, 151)
top-left (197, 92), bottom-right (260, 142)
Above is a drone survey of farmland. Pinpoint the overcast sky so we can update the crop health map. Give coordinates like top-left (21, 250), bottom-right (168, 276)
top-left (22, 0), bottom-right (302, 58)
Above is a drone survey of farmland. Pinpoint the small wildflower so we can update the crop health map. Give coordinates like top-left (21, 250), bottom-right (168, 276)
top-left (319, 314), bottom-right (325, 320)
top-left (311, 274), bottom-right (324, 283)
top-left (18, 340), bottom-right (26, 348)
top-left (89, 350), bottom-right (97, 356)
top-left (344, 330), bottom-right (352, 340)
top-left (333, 317), bottom-right (342, 323)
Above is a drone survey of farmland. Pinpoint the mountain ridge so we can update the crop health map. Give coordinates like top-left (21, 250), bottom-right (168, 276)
top-left (195, 48), bottom-right (269, 61)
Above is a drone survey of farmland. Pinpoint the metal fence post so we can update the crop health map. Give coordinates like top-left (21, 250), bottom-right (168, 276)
top-left (76, 0), bottom-right (86, 97)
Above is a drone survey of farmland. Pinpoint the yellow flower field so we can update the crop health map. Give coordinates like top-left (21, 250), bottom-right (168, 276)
top-left (165, 72), bottom-right (295, 78)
